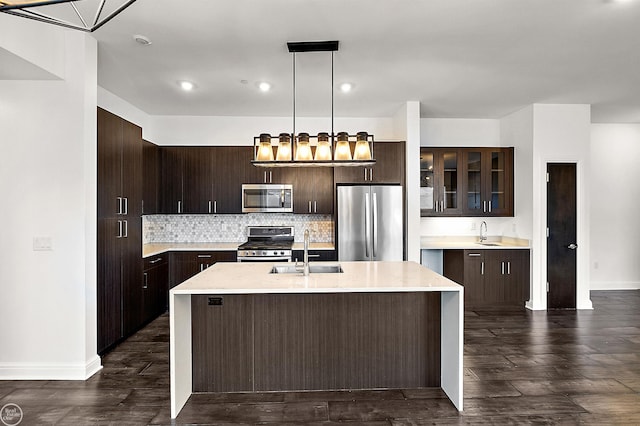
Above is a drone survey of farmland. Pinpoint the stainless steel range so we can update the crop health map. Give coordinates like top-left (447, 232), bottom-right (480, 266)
top-left (237, 226), bottom-right (294, 262)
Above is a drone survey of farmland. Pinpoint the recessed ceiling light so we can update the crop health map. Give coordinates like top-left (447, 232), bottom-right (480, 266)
top-left (258, 82), bottom-right (271, 92)
top-left (133, 34), bottom-right (152, 46)
top-left (339, 82), bottom-right (353, 93)
top-left (179, 81), bottom-right (195, 91)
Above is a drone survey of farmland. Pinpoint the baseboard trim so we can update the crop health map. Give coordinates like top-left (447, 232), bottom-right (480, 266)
top-left (591, 281), bottom-right (640, 291)
top-left (0, 355), bottom-right (102, 380)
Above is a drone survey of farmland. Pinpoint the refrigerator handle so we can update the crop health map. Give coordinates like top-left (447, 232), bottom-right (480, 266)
top-left (372, 191), bottom-right (378, 258)
top-left (364, 193), bottom-right (371, 259)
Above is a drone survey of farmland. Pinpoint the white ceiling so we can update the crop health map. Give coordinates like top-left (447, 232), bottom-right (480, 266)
top-left (88, 0), bottom-right (640, 122)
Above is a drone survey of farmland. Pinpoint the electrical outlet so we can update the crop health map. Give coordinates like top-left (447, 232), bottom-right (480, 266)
top-left (33, 236), bottom-right (53, 251)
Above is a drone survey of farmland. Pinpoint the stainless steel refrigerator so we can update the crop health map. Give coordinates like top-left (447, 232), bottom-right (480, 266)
top-left (337, 185), bottom-right (404, 261)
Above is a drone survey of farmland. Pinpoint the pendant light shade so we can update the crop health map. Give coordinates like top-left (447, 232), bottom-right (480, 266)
top-left (334, 132), bottom-right (352, 161)
top-left (314, 132), bottom-right (332, 161)
top-left (294, 133), bottom-right (313, 161)
top-left (251, 41), bottom-right (375, 167)
top-left (353, 131), bottom-right (372, 160)
top-left (256, 133), bottom-right (274, 161)
top-left (275, 133), bottom-right (292, 161)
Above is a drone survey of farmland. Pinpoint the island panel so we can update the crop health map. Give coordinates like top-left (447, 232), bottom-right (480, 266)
top-left (191, 292), bottom-right (440, 393)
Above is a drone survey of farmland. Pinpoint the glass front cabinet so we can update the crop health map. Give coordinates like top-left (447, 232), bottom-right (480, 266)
top-left (420, 148), bottom-right (462, 216)
top-left (421, 147), bottom-right (513, 217)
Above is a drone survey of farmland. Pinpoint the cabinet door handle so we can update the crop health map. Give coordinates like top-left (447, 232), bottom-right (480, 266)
top-left (269, 171), bottom-right (272, 182)
top-left (308, 200), bottom-right (312, 213)
top-left (197, 254), bottom-right (212, 258)
top-left (177, 200), bottom-right (182, 214)
top-left (468, 253), bottom-right (481, 257)
top-left (123, 220), bottom-right (128, 238)
top-left (124, 197), bottom-right (128, 215)
top-left (481, 261), bottom-right (484, 275)
top-left (200, 263), bottom-right (204, 272)
top-left (117, 220), bottom-right (123, 238)
top-left (143, 272), bottom-right (148, 289)
top-left (369, 168), bottom-right (373, 181)
top-left (507, 261), bottom-right (511, 275)
top-left (208, 200), bottom-right (212, 214)
top-left (364, 168), bottom-right (368, 181)
top-left (264, 171), bottom-right (267, 183)
top-left (149, 257), bottom-right (163, 264)
top-left (489, 201), bottom-right (492, 213)
top-left (308, 254), bottom-right (321, 258)
top-left (483, 201), bottom-right (486, 213)
top-left (314, 201), bottom-right (317, 213)
top-left (501, 261), bottom-right (505, 275)
top-left (117, 197), bottom-right (122, 215)
top-left (214, 200), bottom-right (217, 213)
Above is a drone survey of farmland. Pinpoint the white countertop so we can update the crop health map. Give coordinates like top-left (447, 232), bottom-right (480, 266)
top-left (171, 261), bottom-right (462, 295)
top-left (143, 242), bottom-right (335, 258)
top-left (420, 236), bottom-right (530, 250)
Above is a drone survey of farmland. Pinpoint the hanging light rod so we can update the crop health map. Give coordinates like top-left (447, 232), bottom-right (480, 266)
top-left (287, 40), bottom-right (339, 53)
top-left (0, 0), bottom-right (138, 32)
top-left (253, 40), bottom-right (375, 168)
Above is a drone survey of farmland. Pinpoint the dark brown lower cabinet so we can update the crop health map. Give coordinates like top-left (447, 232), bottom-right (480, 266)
top-left (291, 249), bottom-right (337, 262)
top-left (143, 255), bottom-right (169, 319)
top-left (169, 251), bottom-right (237, 288)
top-left (191, 292), bottom-right (441, 392)
top-left (444, 249), bottom-right (530, 309)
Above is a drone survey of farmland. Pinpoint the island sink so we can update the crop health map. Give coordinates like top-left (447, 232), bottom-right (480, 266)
top-left (270, 264), bottom-right (344, 274)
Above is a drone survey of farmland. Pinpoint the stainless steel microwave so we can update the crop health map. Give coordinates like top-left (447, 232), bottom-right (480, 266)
top-left (241, 184), bottom-right (293, 213)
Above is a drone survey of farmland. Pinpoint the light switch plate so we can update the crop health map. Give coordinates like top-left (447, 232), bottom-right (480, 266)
top-left (33, 236), bottom-right (53, 251)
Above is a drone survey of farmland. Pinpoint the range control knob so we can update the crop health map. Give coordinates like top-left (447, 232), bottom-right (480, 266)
top-left (252, 251), bottom-right (256, 256)
top-left (280, 251), bottom-right (284, 255)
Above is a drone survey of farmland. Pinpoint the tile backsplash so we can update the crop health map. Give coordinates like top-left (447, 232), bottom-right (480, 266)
top-left (143, 214), bottom-right (333, 244)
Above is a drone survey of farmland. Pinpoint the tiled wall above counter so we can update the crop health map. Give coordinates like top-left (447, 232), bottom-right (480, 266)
top-left (143, 214), bottom-right (333, 244)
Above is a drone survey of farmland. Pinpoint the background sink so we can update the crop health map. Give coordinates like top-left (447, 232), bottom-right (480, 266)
top-left (270, 264), bottom-right (344, 274)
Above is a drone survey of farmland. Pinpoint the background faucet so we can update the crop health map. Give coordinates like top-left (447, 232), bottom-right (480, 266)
top-left (479, 221), bottom-right (488, 242)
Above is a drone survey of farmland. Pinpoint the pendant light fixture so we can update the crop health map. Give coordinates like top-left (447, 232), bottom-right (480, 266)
top-left (0, 0), bottom-right (138, 32)
top-left (252, 40), bottom-right (375, 167)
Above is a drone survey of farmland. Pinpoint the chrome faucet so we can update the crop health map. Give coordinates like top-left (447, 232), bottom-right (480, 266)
top-left (302, 229), bottom-right (310, 276)
top-left (479, 221), bottom-right (488, 242)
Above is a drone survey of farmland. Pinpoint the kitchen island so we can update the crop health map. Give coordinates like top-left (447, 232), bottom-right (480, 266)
top-left (169, 261), bottom-right (464, 418)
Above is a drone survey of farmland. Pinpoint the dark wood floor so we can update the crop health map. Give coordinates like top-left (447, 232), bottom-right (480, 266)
top-left (1, 290), bottom-right (639, 425)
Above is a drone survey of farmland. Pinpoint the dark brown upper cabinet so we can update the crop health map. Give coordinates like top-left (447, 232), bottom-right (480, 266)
top-left (334, 141), bottom-right (405, 185)
top-left (462, 147), bottom-right (513, 216)
top-left (420, 148), bottom-right (463, 216)
top-left (142, 140), bottom-right (160, 215)
top-left (421, 147), bottom-right (513, 217)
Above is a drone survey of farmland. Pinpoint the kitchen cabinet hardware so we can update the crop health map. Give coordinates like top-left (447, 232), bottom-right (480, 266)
top-left (149, 257), bottom-right (163, 264)
top-left (143, 272), bottom-right (148, 289)
top-left (123, 220), bottom-right (128, 238)
top-left (481, 261), bottom-right (484, 275)
top-left (197, 254), bottom-right (212, 258)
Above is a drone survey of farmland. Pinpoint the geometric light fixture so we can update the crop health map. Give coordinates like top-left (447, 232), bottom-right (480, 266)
top-left (0, 0), bottom-right (138, 32)
top-left (253, 40), bottom-right (375, 167)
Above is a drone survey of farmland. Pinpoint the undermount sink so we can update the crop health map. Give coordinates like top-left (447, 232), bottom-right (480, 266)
top-left (270, 264), bottom-right (344, 274)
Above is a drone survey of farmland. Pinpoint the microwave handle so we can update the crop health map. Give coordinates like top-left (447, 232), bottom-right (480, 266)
top-left (281, 189), bottom-right (285, 207)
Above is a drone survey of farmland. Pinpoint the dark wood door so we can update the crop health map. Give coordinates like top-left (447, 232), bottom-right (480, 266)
top-left (371, 142), bottom-right (404, 184)
top-left (212, 147), bottom-right (243, 213)
top-left (182, 147), bottom-right (215, 214)
top-left (160, 147), bottom-right (184, 213)
top-left (463, 250), bottom-right (485, 307)
top-left (142, 140), bottom-right (160, 215)
top-left (97, 108), bottom-right (122, 219)
top-left (312, 167), bottom-right (334, 214)
top-left (97, 218), bottom-right (122, 354)
top-left (547, 163), bottom-right (577, 309)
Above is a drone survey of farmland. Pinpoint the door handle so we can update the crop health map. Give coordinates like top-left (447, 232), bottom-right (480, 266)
top-left (123, 197), bottom-right (128, 215)
top-left (214, 200), bottom-right (217, 213)
top-left (364, 193), bottom-right (371, 258)
top-left (314, 200), bottom-right (317, 213)
top-left (117, 220), bottom-right (123, 238)
top-left (143, 272), bottom-right (148, 289)
top-left (481, 261), bottom-right (484, 275)
top-left (308, 200), bottom-right (312, 213)
top-left (117, 197), bottom-right (123, 215)
top-left (568, 243), bottom-right (578, 250)
top-left (372, 192), bottom-right (378, 258)
top-left (208, 200), bottom-right (212, 214)
top-left (123, 220), bottom-right (128, 238)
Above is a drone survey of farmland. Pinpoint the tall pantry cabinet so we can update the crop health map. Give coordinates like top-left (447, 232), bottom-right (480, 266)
top-left (97, 107), bottom-right (143, 354)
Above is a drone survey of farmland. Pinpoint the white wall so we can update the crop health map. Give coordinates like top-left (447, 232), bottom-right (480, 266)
top-left (0, 25), bottom-right (100, 379)
top-left (98, 86), bottom-right (152, 138)
top-left (147, 115), bottom-right (396, 146)
top-left (531, 104), bottom-right (592, 310)
top-left (590, 124), bottom-right (640, 290)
